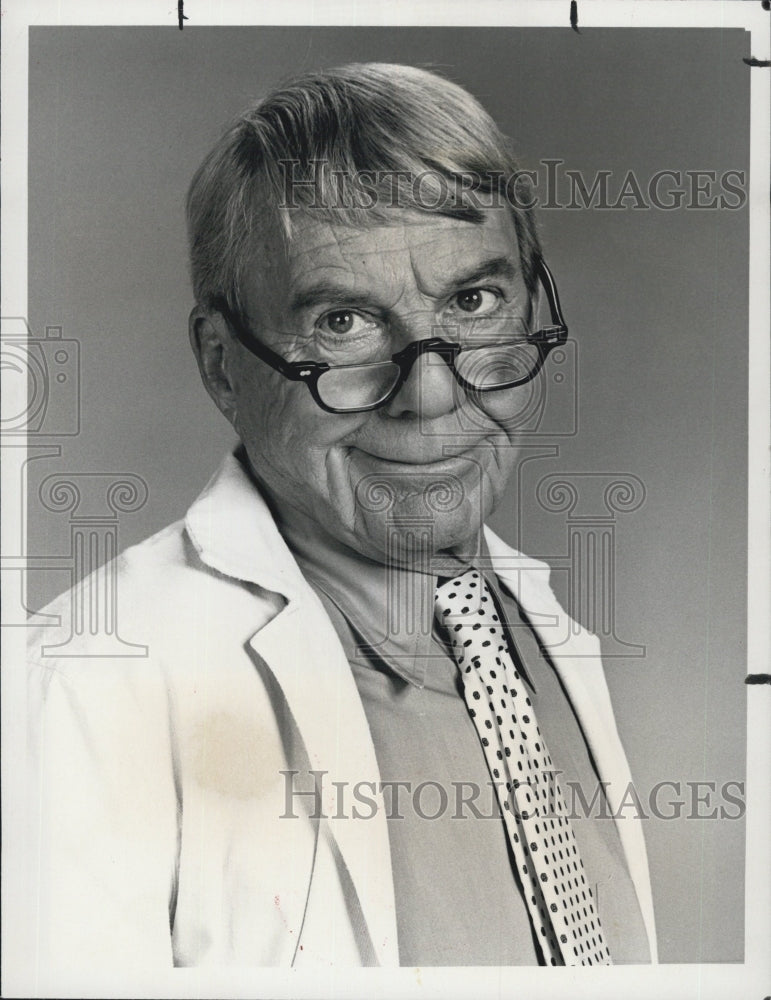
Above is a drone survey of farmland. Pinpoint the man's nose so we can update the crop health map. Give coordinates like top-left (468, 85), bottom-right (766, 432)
top-left (384, 340), bottom-right (459, 420)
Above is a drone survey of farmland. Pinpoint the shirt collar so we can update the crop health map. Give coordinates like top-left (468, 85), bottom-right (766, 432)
top-left (280, 520), bottom-right (439, 687)
top-left (280, 511), bottom-right (522, 690)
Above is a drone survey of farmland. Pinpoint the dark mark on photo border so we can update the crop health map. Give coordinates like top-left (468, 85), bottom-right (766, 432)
top-left (570, 1), bottom-right (580, 34)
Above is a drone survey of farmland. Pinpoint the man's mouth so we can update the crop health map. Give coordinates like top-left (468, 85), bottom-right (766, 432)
top-left (351, 437), bottom-right (493, 470)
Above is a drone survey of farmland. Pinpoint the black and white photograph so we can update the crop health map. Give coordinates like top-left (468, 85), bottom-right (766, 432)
top-left (1, 2), bottom-right (769, 998)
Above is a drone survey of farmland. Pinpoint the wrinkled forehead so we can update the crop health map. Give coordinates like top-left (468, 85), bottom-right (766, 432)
top-left (253, 205), bottom-right (522, 296)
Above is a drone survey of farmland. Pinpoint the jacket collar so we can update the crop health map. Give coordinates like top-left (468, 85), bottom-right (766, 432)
top-left (184, 449), bottom-right (310, 600)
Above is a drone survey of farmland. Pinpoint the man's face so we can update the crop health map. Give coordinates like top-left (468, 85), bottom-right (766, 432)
top-left (226, 207), bottom-right (533, 565)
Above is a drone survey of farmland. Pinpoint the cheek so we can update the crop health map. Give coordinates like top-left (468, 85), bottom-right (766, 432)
top-left (236, 376), bottom-right (298, 461)
top-left (472, 384), bottom-right (537, 440)
top-left (233, 369), bottom-right (363, 504)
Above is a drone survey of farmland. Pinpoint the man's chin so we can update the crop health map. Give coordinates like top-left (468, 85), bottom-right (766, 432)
top-left (336, 440), bottom-right (512, 565)
top-left (350, 481), bottom-right (490, 569)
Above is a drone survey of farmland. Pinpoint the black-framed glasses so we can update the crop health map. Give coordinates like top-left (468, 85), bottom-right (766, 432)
top-left (218, 257), bottom-right (568, 414)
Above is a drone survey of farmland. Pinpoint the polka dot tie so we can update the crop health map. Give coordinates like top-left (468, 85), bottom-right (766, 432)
top-left (435, 569), bottom-right (612, 966)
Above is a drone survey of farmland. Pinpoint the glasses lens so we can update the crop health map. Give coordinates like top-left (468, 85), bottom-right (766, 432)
top-left (316, 360), bottom-right (402, 412)
top-left (455, 342), bottom-right (541, 389)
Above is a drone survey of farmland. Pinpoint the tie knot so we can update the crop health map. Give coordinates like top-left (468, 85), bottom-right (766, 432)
top-left (435, 568), bottom-right (495, 625)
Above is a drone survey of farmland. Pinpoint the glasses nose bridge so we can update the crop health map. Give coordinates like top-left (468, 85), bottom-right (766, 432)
top-left (389, 298), bottom-right (461, 351)
top-left (392, 336), bottom-right (461, 384)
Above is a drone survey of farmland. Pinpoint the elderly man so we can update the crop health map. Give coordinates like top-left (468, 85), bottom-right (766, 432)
top-left (27, 63), bottom-right (656, 970)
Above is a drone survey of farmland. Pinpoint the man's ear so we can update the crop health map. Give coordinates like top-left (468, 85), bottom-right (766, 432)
top-left (188, 306), bottom-right (239, 426)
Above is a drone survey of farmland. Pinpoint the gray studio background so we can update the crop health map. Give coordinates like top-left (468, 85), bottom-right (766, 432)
top-left (27, 27), bottom-right (749, 964)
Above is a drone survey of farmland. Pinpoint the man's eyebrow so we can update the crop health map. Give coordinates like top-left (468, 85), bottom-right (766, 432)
top-left (447, 255), bottom-right (519, 289)
top-left (289, 255), bottom-right (520, 313)
top-left (289, 283), bottom-right (377, 313)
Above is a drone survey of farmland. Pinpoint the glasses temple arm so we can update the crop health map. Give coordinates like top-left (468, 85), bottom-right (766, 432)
top-left (535, 258), bottom-right (568, 330)
top-left (215, 303), bottom-right (326, 380)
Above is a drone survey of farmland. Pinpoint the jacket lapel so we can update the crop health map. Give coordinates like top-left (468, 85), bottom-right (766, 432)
top-left (185, 451), bottom-right (399, 966)
top-left (248, 592), bottom-right (399, 966)
top-left (484, 526), bottom-right (659, 963)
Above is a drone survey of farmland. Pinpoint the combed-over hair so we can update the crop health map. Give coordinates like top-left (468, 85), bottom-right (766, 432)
top-left (186, 62), bottom-right (541, 317)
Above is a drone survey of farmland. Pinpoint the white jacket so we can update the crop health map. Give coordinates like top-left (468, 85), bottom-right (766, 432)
top-left (26, 452), bottom-right (657, 972)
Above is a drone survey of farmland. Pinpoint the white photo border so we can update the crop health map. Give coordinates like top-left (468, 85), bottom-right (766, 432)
top-left (2, 2), bottom-right (769, 998)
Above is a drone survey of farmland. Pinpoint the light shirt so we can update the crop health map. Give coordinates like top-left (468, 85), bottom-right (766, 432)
top-left (282, 524), bottom-right (651, 966)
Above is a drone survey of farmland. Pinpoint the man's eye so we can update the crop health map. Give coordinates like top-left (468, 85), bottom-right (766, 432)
top-left (317, 310), bottom-right (378, 337)
top-left (452, 288), bottom-right (501, 315)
